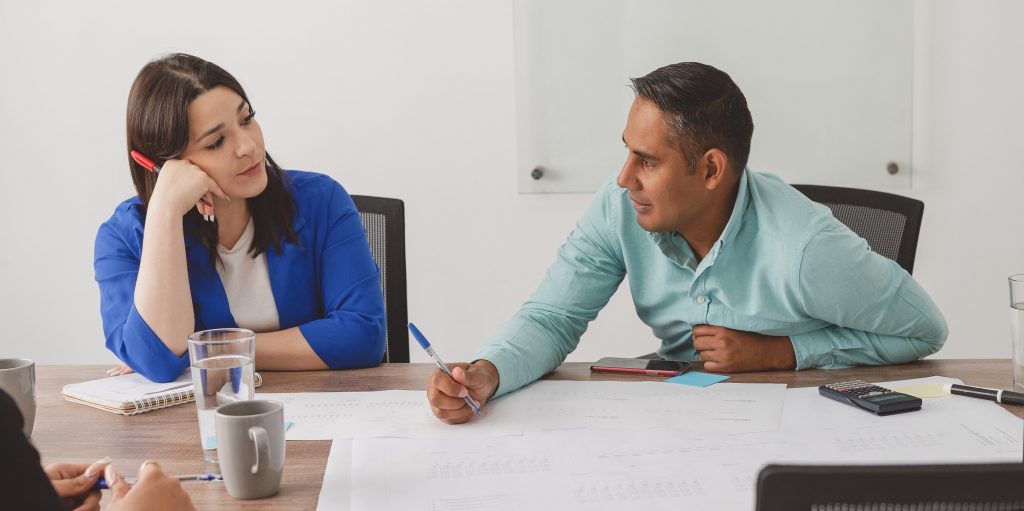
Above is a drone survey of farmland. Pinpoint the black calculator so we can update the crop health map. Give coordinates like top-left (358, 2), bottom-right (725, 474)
top-left (819, 380), bottom-right (922, 415)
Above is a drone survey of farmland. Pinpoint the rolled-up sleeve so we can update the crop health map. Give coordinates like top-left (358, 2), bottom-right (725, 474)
top-left (790, 224), bottom-right (948, 369)
top-left (297, 181), bottom-right (386, 369)
top-left (474, 180), bottom-right (626, 397)
top-left (94, 220), bottom-right (190, 383)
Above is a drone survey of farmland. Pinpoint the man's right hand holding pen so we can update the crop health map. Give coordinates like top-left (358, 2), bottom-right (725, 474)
top-left (426, 360), bottom-right (500, 425)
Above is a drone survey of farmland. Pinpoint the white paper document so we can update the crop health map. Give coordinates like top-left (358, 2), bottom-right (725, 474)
top-left (348, 434), bottom-right (753, 511)
top-left (317, 376), bottom-right (1023, 511)
top-left (778, 375), bottom-right (1023, 464)
top-left (339, 413), bottom-right (1022, 511)
top-left (316, 439), bottom-right (353, 510)
top-left (782, 376), bottom-right (1019, 433)
top-left (503, 380), bottom-right (787, 435)
top-left (258, 390), bottom-right (527, 440)
top-left (262, 380), bottom-right (785, 440)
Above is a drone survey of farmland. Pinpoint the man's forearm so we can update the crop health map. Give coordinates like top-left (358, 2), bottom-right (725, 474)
top-left (789, 326), bottom-right (945, 370)
top-left (470, 359), bottom-right (500, 401)
top-left (770, 336), bottom-right (797, 370)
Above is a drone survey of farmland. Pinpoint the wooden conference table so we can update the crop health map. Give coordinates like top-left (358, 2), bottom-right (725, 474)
top-left (32, 360), bottom-right (1023, 509)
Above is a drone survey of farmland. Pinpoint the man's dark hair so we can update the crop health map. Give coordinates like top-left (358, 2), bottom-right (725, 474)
top-left (630, 62), bottom-right (754, 174)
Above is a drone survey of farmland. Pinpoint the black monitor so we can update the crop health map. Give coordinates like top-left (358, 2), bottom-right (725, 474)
top-left (756, 463), bottom-right (1024, 511)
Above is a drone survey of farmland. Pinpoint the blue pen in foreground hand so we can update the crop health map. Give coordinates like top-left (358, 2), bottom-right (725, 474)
top-left (409, 322), bottom-right (482, 415)
top-left (93, 473), bottom-right (222, 490)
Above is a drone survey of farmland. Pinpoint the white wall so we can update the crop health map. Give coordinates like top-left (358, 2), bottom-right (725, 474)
top-left (0, 1), bottom-right (1019, 367)
top-left (905, 0), bottom-right (1024, 360)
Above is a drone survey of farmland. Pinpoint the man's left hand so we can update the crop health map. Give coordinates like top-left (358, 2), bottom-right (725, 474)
top-left (692, 325), bottom-right (796, 372)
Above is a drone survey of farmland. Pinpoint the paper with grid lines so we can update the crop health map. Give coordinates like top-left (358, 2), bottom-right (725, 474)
top-left (263, 380), bottom-right (785, 440)
top-left (319, 377), bottom-right (1022, 511)
top-left (258, 390), bottom-right (527, 439)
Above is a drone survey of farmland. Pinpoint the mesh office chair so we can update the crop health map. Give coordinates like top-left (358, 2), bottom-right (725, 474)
top-left (792, 184), bottom-right (924, 275)
top-left (756, 463), bottom-right (1024, 511)
top-left (352, 195), bottom-right (409, 363)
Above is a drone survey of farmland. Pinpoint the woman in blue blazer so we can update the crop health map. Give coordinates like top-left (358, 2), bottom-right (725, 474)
top-left (95, 54), bottom-right (386, 382)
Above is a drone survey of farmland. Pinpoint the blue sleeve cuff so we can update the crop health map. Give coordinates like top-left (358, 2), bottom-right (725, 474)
top-left (117, 307), bottom-right (190, 383)
top-left (298, 312), bottom-right (385, 369)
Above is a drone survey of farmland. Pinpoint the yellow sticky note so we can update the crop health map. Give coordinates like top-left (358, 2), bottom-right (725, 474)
top-left (889, 384), bottom-right (950, 399)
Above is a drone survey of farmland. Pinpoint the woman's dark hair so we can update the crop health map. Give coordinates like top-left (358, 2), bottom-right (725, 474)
top-left (126, 53), bottom-right (298, 259)
top-left (630, 62), bottom-right (754, 174)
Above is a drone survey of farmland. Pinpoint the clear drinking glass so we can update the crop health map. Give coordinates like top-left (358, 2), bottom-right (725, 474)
top-left (1009, 275), bottom-right (1024, 393)
top-left (188, 328), bottom-right (256, 473)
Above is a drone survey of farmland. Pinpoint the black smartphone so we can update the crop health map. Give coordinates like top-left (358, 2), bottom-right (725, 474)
top-left (590, 357), bottom-right (692, 376)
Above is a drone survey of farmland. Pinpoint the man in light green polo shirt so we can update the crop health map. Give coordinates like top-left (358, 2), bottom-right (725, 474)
top-left (426, 62), bottom-right (947, 424)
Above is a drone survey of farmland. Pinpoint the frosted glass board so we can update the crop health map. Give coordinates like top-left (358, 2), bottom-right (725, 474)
top-left (515, 0), bottom-right (913, 193)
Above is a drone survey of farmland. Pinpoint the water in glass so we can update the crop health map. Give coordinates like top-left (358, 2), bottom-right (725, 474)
top-left (191, 354), bottom-right (255, 466)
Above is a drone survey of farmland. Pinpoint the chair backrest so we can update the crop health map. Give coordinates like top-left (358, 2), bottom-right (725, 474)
top-left (756, 463), bottom-right (1024, 511)
top-left (791, 184), bottom-right (924, 274)
top-left (351, 195), bottom-right (409, 363)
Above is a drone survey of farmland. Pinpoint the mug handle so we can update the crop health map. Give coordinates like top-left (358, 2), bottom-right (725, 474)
top-left (248, 426), bottom-right (271, 475)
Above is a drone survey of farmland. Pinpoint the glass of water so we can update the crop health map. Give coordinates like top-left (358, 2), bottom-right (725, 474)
top-left (188, 328), bottom-right (256, 473)
top-left (1010, 275), bottom-right (1024, 392)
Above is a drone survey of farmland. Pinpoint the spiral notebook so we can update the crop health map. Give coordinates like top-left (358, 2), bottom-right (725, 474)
top-left (62, 371), bottom-right (263, 416)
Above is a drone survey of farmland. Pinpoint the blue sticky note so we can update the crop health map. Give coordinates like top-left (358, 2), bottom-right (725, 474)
top-left (664, 371), bottom-right (730, 387)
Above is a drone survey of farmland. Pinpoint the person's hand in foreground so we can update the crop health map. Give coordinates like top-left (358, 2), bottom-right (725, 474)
top-left (106, 460), bottom-right (196, 511)
top-left (45, 458), bottom-right (110, 511)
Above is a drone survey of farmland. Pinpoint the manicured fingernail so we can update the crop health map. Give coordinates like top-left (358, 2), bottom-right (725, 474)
top-left (85, 457), bottom-right (112, 478)
top-left (106, 368), bottom-right (117, 375)
top-left (210, 215), bottom-right (215, 222)
top-left (458, 388), bottom-right (468, 398)
top-left (104, 464), bottom-right (118, 485)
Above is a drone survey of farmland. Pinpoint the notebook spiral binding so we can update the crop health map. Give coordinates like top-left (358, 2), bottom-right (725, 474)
top-left (125, 388), bottom-right (195, 416)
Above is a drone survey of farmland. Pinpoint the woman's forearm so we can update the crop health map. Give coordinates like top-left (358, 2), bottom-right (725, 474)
top-left (254, 327), bottom-right (328, 370)
top-left (134, 206), bottom-right (195, 356)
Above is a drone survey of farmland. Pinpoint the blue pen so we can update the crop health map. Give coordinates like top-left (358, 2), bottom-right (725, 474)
top-left (93, 473), bottom-right (222, 490)
top-left (408, 322), bottom-right (482, 415)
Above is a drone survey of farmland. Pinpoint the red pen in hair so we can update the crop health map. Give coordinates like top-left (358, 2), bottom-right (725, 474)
top-left (130, 150), bottom-right (160, 173)
top-left (130, 150), bottom-right (214, 216)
